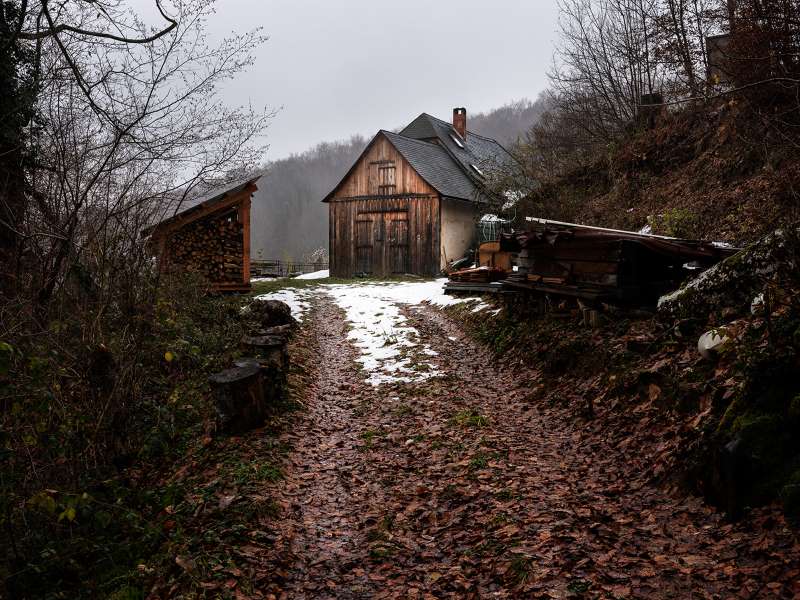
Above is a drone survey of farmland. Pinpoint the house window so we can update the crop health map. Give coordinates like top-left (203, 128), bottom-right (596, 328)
top-left (378, 163), bottom-right (396, 195)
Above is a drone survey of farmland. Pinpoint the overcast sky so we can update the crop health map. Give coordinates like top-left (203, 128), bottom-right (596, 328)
top-left (136, 0), bottom-right (561, 160)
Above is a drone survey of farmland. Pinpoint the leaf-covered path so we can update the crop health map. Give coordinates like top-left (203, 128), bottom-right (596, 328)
top-left (257, 294), bottom-right (799, 599)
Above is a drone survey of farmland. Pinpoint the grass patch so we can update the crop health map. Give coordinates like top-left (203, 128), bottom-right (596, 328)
top-left (451, 409), bottom-right (490, 428)
top-left (360, 428), bottom-right (384, 450)
top-left (508, 555), bottom-right (533, 585)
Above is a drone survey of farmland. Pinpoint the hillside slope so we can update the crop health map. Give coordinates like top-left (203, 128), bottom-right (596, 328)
top-left (528, 101), bottom-right (800, 245)
top-left (546, 102), bottom-right (800, 244)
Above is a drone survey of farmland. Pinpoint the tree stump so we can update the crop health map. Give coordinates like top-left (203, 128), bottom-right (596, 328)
top-left (235, 357), bottom-right (286, 405)
top-left (241, 335), bottom-right (288, 370)
top-left (209, 363), bottom-right (265, 434)
top-left (263, 324), bottom-right (293, 339)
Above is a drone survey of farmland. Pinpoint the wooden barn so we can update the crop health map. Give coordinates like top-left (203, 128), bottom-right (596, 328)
top-left (324, 108), bottom-right (513, 278)
top-left (143, 177), bottom-right (259, 292)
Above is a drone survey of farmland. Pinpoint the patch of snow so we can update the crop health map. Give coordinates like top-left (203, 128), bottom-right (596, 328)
top-left (503, 190), bottom-right (523, 209)
top-left (322, 279), bottom-right (489, 386)
top-left (712, 241), bottom-right (735, 249)
top-left (295, 269), bottom-right (329, 280)
top-left (480, 213), bottom-right (505, 223)
top-left (251, 276), bottom-right (283, 283)
top-left (638, 224), bottom-right (653, 235)
top-left (255, 289), bottom-right (312, 322)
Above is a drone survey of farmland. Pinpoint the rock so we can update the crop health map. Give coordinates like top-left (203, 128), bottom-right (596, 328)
top-left (711, 434), bottom-right (752, 520)
top-left (658, 226), bottom-right (799, 321)
top-left (750, 293), bottom-right (765, 315)
top-left (248, 299), bottom-right (293, 328)
top-left (698, 329), bottom-right (729, 360)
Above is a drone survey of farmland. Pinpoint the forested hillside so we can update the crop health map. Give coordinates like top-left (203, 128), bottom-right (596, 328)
top-left (491, 0), bottom-right (800, 246)
top-left (251, 99), bottom-right (547, 260)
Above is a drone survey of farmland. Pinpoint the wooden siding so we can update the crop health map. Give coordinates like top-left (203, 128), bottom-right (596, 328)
top-left (329, 134), bottom-right (441, 277)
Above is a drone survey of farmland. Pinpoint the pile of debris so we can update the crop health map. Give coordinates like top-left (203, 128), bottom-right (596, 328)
top-left (500, 218), bottom-right (737, 308)
top-left (445, 217), bottom-right (738, 310)
top-left (209, 299), bottom-right (294, 434)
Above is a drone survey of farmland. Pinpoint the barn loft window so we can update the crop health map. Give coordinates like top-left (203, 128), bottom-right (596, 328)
top-left (378, 162), bottom-right (396, 195)
top-left (449, 133), bottom-right (465, 148)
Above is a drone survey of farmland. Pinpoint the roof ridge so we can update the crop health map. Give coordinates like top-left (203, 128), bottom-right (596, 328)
top-left (381, 129), bottom-right (441, 148)
top-left (419, 112), bottom-right (500, 143)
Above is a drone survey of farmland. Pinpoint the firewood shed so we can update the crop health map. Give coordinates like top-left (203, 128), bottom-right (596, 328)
top-left (142, 177), bottom-right (260, 293)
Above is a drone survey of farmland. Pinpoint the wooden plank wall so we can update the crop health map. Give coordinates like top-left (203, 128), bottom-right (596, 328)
top-left (328, 134), bottom-right (441, 277)
top-left (329, 196), bottom-right (440, 277)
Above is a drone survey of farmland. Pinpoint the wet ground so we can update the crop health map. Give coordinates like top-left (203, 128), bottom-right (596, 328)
top-left (256, 292), bottom-right (799, 599)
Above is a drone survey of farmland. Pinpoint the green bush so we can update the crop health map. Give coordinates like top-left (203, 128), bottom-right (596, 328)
top-left (1, 274), bottom-right (247, 596)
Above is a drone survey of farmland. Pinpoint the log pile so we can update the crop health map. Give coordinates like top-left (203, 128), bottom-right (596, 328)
top-left (167, 209), bottom-right (244, 283)
top-left (209, 300), bottom-right (295, 435)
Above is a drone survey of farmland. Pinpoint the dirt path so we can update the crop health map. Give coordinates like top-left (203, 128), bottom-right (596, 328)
top-left (259, 294), bottom-right (799, 599)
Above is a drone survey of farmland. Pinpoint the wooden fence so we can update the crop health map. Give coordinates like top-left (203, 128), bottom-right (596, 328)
top-left (251, 260), bottom-right (328, 278)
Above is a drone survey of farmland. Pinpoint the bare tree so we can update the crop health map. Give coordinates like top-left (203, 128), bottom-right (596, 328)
top-left (2, 0), bottom-right (273, 305)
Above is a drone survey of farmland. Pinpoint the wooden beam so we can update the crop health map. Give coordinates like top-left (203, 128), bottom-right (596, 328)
top-left (240, 194), bottom-right (251, 285)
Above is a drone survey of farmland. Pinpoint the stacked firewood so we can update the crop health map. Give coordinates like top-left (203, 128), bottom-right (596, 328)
top-left (167, 211), bottom-right (243, 282)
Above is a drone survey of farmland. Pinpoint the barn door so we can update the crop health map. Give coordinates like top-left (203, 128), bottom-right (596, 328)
top-left (356, 209), bottom-right (409, 276)
top-left (387, 216), bottom-right (409, 274)
top-left (356, 218), bottom-right (374, 274)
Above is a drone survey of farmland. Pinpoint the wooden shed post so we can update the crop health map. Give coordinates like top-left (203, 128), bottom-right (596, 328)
top-left (240, 195), bottom-right (251, 286)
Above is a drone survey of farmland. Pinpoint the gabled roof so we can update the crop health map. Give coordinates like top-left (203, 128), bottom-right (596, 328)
top-left (400, 113), bottom-right (515, 177)
top-left (324, 112), bottom-right (513, 204)
top-left (142, 175), bottom-right (260, 237)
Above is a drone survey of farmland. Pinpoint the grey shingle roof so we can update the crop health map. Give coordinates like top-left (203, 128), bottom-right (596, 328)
top-left (381, 131), bottom-right (480, 201)
top-left (400, 113), bottom-right (515, 178)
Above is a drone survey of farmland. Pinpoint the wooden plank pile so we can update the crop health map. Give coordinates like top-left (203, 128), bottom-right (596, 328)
top-left (499, 219), bottom-right (738, 307)
top-left (166, 209), bottom-right (244, 283)
top-left (449, 266), bottom-right (507, 283)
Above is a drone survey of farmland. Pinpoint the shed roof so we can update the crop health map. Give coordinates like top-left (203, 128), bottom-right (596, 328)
top-left (142, 175), bottom-right (260, 237)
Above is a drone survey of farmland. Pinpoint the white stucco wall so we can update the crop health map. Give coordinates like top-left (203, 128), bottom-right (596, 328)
top-left (440, 198), bottom-right (478, 268)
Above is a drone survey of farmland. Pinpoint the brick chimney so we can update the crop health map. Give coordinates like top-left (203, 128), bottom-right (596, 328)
top-left (453, 107), bottom-right (467, 139)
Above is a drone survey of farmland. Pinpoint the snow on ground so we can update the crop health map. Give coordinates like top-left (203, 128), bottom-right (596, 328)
top-left (258, 278), bottom-right (496, 385)
top-left (255, 289), bottom-right (313, 322)
top-left (322, 279), bottom-right (487, 386)
top-left (295, 269), bottom-right (329, 280)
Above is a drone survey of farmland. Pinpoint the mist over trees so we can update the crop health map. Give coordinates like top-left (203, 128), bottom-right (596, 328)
top-left (250, 137), bottom-right (367, 262)
top-left (252, 98), bottom-right (549, 261)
